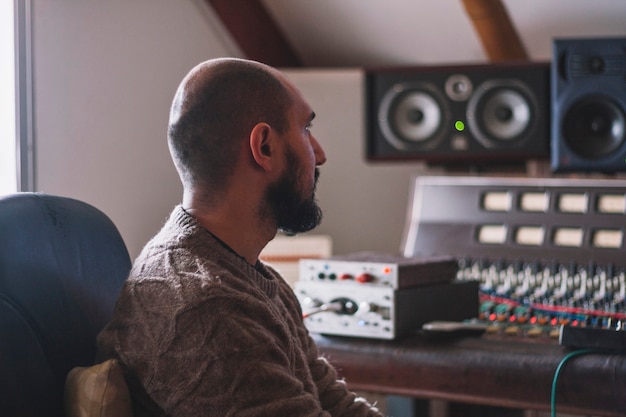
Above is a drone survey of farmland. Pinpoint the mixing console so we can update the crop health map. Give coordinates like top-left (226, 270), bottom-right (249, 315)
top-left (402, 175), bottom-right (626, 342)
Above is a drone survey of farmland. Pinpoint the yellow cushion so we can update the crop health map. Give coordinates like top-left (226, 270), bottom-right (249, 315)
top-left (64, 359), bottom-right (133, 417)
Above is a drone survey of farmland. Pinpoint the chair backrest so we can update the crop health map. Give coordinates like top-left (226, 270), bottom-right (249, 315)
top-left (0, 193), bottom-right (131, 417)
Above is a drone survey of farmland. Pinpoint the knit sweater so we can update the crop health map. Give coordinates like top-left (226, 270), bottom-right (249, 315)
top-left (97, 206), bottom-right (383, 417)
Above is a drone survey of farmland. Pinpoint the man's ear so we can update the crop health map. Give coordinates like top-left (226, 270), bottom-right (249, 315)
top-left (249, 122), bottom-right (274, 171)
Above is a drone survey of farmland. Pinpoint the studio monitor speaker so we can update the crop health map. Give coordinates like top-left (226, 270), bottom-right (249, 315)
top-left (366, 62), bottom-right (550, 164)
top-left (551, 37), bottom-right (626, 173)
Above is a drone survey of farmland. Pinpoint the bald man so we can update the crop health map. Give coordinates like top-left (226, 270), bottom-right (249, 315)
top-left (97, 58), bottom-right (383, 417)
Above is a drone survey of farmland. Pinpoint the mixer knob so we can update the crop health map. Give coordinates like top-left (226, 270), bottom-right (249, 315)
top-left (357, 301), bottom-right (379, 316)
top-left (356, 273), bottom-right (375, 283)
top-left (329, 297), bottom-right (359, 315)
top-left (358, 301), bottom-right (371, 314)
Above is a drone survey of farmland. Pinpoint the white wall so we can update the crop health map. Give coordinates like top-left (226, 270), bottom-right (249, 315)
top-left (32, 0), bottom-right (242, 259)
top-left (31, 1), bottom-right (626, 259)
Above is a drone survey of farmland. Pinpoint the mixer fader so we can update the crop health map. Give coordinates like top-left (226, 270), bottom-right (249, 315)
top-left (456, 257), bottom-right (626, 339)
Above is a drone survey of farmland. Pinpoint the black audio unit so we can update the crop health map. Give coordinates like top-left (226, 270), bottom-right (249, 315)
top-left (551, 37), bottom-right (626, 173)
top-left (366, 62), bottom-right (551, 164)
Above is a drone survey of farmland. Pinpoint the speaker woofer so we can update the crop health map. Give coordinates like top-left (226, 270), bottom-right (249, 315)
top-left (562, 95), bottom-right (625, 159)
top-left (378, 82), bottom-right (448, 151)
top-left (467, 80), bottom-right (536, 149)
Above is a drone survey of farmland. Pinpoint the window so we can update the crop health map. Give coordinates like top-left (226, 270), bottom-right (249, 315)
top-left (1, 0), bottom-right (33, 196)
top-left (0, 0), bottom-right (16, 195)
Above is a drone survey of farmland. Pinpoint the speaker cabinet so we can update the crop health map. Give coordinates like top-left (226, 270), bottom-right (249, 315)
top-left (551, 37), bottom-right (626, 173)
top-left (366, 62), bottom-right (550, 164)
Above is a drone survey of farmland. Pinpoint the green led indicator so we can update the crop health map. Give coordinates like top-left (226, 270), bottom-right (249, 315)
top-left (455, 120), bottom-right (465, 132)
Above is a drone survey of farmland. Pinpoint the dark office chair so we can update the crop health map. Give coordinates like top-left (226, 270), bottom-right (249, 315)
top-left (0, 193), bottom-right (131, 417)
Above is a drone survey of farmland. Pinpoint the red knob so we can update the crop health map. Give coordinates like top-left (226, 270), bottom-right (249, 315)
top-left (356, 273), bottom-right (375, 283)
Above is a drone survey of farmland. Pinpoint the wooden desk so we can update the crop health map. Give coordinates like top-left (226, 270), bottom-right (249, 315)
top-left (313, 332), bottom-right (626, 417)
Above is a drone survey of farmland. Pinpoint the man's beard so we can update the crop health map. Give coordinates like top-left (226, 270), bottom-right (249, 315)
top-left (265, 149), bottom-right (323, 236)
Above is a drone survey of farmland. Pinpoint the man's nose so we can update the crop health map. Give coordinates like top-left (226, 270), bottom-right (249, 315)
top-left (311, 135), bottom-right (327, 166)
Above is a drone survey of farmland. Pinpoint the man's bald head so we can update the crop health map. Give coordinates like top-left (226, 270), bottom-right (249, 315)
top-left (167, 58), bottom-right (294, 196)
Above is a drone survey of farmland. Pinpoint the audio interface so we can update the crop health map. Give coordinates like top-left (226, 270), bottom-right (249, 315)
top-left (295, 253), bottom-right (478, 339)
top-left (296, 280), bottom-right (478, 339)
top-left (298, 252), bottom-right (458, 289)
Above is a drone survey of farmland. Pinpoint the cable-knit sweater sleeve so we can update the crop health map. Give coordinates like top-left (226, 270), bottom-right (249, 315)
top-left (297, 308), bottom-right (384, 417)
top-left (274, 270), bottom-right (383, 417)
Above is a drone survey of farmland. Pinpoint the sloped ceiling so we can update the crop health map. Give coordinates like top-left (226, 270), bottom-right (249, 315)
top-left (205, 0), bottom-right (302, 66)
top-left (207, 0), bottom-right (626, 68)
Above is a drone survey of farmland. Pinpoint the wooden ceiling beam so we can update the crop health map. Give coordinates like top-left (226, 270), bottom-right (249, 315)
top-left (205, 0), bottom-right (303, 67)
top-left (461, 0), bottom-right (529, 62)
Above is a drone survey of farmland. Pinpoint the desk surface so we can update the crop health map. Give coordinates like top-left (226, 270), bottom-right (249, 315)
top-left (313, 332), bottom-right (626, 417)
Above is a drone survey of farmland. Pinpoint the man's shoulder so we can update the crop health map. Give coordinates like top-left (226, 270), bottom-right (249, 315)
top-left (129, 249), bottom-right (227, 285)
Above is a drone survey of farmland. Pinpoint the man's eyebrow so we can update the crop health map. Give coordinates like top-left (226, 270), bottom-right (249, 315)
top-left (309, 112), bottom-right (316, 122)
